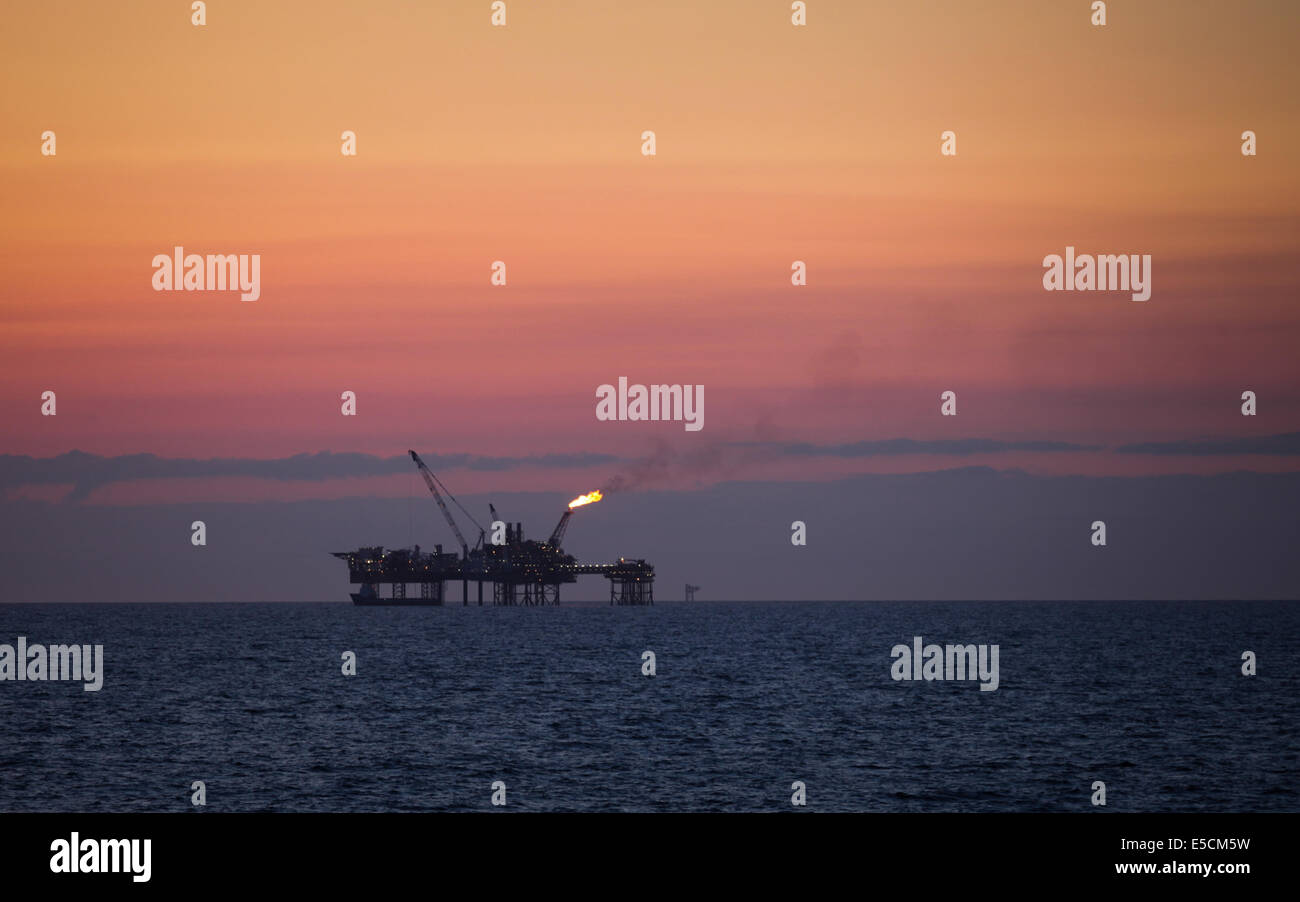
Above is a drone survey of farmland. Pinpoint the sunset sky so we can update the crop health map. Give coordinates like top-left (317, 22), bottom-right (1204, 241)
top-left (3, 0), bottom-right (1298, 511)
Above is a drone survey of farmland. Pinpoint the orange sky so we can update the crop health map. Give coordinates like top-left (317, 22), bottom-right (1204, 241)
top-left (2, 1), bottom-right (1298, 498)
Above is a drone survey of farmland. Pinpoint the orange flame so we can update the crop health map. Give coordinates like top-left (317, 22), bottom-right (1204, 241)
top-left (568, 489), bottom-right (603, 509)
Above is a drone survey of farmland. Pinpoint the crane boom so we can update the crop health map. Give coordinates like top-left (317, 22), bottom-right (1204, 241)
top-left (548, 509), bottom-right (573, 548)
top-left (409, 449), bottom-right (469, 557)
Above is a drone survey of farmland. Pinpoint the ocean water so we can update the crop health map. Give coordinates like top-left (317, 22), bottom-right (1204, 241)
top-left (0, 601), bottom-right (1295, 812)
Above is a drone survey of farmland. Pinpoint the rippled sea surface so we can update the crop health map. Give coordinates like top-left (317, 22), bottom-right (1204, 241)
top-left (0, 601), bottom-right (1295, 812)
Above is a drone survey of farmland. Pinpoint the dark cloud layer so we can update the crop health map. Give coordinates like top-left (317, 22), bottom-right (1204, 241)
top-left (774, 438), bottom-right (1103, 457)
top-left (0, 450), bottom-right (620, 501)
top-left (3, 433), bottom-right (1297, 502)
top-left (1116, 432), bottom-right (1300, 456)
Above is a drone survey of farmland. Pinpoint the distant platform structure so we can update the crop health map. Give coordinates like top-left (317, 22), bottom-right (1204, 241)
top-left (685, 584), bottom-right (701, 602)
top-left (332, 451), bottom-right (653, 606)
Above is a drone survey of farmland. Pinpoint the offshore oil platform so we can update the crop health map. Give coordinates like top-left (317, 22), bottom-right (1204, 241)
top-left (331, 451), bottom-right (654, 606)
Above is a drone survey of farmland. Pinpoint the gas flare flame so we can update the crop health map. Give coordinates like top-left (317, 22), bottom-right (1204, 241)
top-left (568, 489), bottom-right (603, 509)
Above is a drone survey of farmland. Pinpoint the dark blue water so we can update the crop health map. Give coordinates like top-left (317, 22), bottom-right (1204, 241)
top-left (0, 601), bottom-right (1295, 812)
